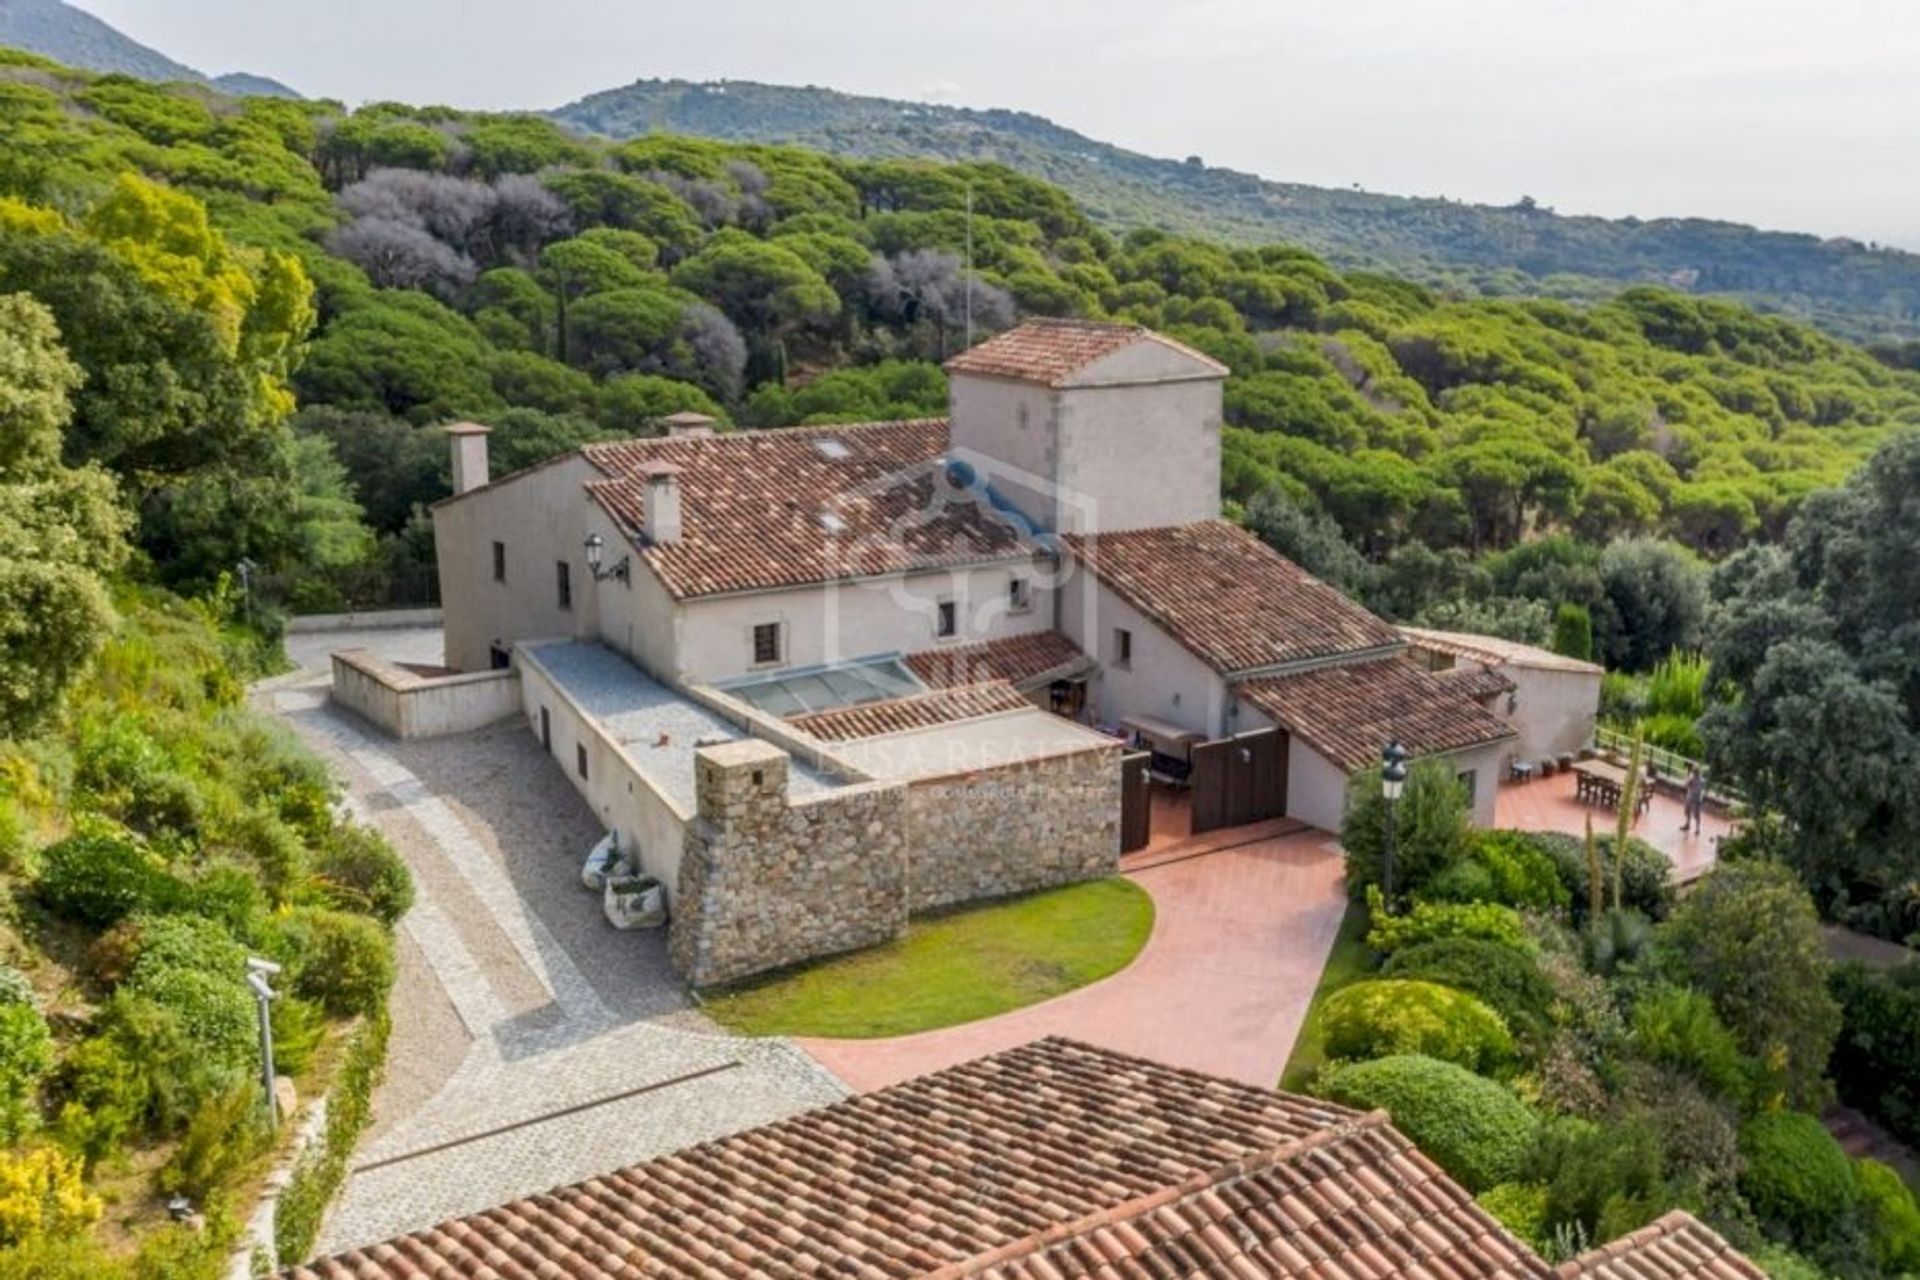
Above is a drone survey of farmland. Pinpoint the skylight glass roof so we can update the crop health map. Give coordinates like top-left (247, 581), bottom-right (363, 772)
top-left (723, 655), bottom-right (923, 717)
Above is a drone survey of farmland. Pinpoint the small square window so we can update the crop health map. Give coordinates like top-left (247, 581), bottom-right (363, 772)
top-left (491, 541), bottom-right (506, 582)
top-left (1113, 627), bottom-right (1133, 670)
top-left (576, 743), bottom-right (589, 780)
top-left (1009, 577), bottom-right (1031, 613)
top-left (936, 600), bottom-right (958, 638)
top-left (556, 560), bottom-right (572, 610)
top-left (752, 622), bottom-right (782, 666)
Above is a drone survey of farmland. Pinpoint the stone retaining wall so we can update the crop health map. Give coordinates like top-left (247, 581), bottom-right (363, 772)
top-left (905, 745), bottom-right (1122, 911)
top-left (670, 740), bottom-right (909, 988)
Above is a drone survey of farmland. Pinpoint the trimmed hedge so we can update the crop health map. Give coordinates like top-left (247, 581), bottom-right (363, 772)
top-left (1383, 938), bottom-right (1555, 1042)
top-left (274, 1008), bottom-right (390, 1266)
top-left (1319, 979), bottom-right (1514, 1073)
top-left (1366, 891), bottom-right (1531, 954)
top-left (1737, 1111), bottom-right (1858, 1242)
top-left (1317, 1054), bottom-right (1538, 1191)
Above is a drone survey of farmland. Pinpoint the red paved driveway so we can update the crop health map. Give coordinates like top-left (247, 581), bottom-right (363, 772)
top-left (798, 826), bottom-right (1348, 1092)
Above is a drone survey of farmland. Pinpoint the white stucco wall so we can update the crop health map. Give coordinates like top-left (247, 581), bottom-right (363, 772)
top-left (671, 560), bottom-right (1051, 686)
top-left (1054, 355), bottom-right (1222, 535)
top-left (1060, 572), bottom-right (1231, 738)
top-left (516, 649), bottom-right (689, 900)
top-left (947, 375), bottom-right (1059, 530)
top-left (328, 652), bottom-right (520, 740)
top-left (434, 456), bottom-right (597, 672)
top-left (1503, 666), bottom-right (1602, 765)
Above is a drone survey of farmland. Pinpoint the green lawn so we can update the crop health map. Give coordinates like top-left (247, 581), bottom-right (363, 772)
top-left (1279, 897), bottom-right (1377, 1092)
top-left (702, 877), bottom-right (1155, 1039)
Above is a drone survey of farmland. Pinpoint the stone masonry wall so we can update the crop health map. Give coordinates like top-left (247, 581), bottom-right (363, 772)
top-left (905, 744), bottom-right (1121, 912)
top-left (669, 740), bottom-right (909, 989)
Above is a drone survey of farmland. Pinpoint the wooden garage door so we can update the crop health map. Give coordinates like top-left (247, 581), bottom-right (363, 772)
top-left (1190, 728), bottom-right (1289, 835)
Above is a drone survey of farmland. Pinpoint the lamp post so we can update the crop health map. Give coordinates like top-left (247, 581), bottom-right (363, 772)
top-left (583, 533), bottom-right (629, 584)
top-left (1380, 740), bottom-right (1409, 907)
top-left (246, 956), bottom-right (281, 1129)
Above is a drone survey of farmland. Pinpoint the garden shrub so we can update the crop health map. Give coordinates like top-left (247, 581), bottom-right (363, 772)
top-left (1525, 1115), bottom-right (1670, 1247)
top-left (1341, 759), bottom-right (1471, 903)
top-left (1465, 830), bottom-right (1571, 911)
top-left (1319, 979), bottom-right (1515, 1073)
top-left (225, 808), bottom-right (307, 903)
top-left (1383, 938), bottom-right (1556, 1042)
top-left (1580, 908), bottom-right (1655, 977)
top-left (1855, 1158), bottom-right (1920, 1275)
top-left (0, 964), bottom-right (33, 1008)
top-left (1629, 985), bottom-right (1747, 1100)
top-left (158, 1083), bottom-right (267, 1201)
top-left (1425, 858), bottom-right (1497, 906)
top-left (1744, 1243), bottom-right (1827, 1280)
top-left (53, 1036), bottom-right (150, 1166)
top-left (1477, 1182), bottom-right (1549, 1251)
top-left (0, 1147), bottom-right (101, 1246)
top-left (1366, 890), bottom-right (1531, 954)
top-left (1738, 1111), bottom-right (1858, 1242)
top-left (33, 833), bottom-right (178, 927)
top-left (269, 996), bottom-right (326, 1077)
top-left (315, 823), bottom-right (413, 925)
top-left (123, 916), bottom-right (255, 1078)
top-left (1614, 1064), bottom-right (1743, 1204)
top-left (275, 1008), bottom-right (389, 1266)
top-left (1829, 961), bottom-right (1920, 1147)
top-left (1317, 1053), bottom-right (1538, 1191)
top-left (282, 908), bottom-right (394, 1017)
top-left (1532, 832), bottom-right (1674, 922)
top-left (0, 1003), bottom-right (54, 1143)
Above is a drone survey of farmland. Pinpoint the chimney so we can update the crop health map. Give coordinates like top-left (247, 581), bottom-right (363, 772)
top-left (660, 411), bottom-right (717, 440)
top-left (638, 460), bottom-right (683, 545)
top-left (446, 422), bottom-right (491, 495)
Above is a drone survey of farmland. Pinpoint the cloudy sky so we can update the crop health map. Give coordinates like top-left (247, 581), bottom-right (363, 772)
top-left (82, 0), bottom-right (1920, 248)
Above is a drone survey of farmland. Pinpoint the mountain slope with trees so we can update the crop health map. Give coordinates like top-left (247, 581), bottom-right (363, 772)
top-left (554, 78), bottom-right (1920, 343)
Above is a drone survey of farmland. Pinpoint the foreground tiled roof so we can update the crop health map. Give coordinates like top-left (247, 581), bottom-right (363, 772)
top-left (282, 1038), bottom-right (1759, 1280)
top-left (905, 630), bottom-right (1092, 690)
top-left (1064, 521), bottom-right (1404, 674)
top-left (789, 681), bottom-right (1033, 741)
top-left (1559, 1211), bottom-right (1768, 1279)
top-left (1239, 656), bottom-right (1517, 772)
top-left (583, 420), bottom-right (1037, 598)
top-left (1402, 626), bottom-right (1605, 676)
top-left (944, 318), bottom-right (1227, 387)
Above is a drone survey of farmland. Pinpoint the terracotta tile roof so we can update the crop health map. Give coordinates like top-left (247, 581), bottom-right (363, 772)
top-left (279, 1039), bottom-right (1355, 1280)
top-left (905, 630), bottom-right (1092, 690)
top-left (1434, 662), bottom-right (1519, 701)
top-left (1559, 1211), bottom-right (1768, 1279)
top-left (1401, 626), bottom-right (1605, 676)
top-left (583, 420), bottom-right (1039, 599)
top-left (281, 1038), bottom-right (1759, 1280)
top-left (1064, 521), bottom-right (1404, 675)
top-left (1239, 656), bottom-right (1518, 772)
top-left (944, 318), bottom-right (1227, 387)
top-left (978, 1117), bottom-right (1550, 1280)
top-left (789, 681), bottom-right (1033, 741)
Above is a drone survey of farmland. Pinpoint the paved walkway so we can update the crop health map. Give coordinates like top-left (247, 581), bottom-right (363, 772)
top-left (1494, 768), bottom-right (1732, 884)
top-left (258, 629), bottom-right (844, 1255)
top-left (800, 824), bottom-right (1348, 1092)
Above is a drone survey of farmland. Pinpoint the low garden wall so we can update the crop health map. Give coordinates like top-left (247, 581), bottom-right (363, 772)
top-left (904, 744), bottom-right (1121, 912)
top-left (288, 607), bottom-right (442, 633)
top-left (329, 649), bottom-right (519, 740)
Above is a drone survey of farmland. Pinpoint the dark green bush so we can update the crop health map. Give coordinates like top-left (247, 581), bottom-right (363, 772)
top-left (1738, 1111), bottom-right (1859, 1243)
top-left (1319, 979), bottom-right (1514, 1073)
top-left (34, 833), bottom-right (178, 927)
top-left (1341, 759), bottom-right (1471, 904)
top-left (0, 1002), bottom-right (54, 1143)
top-left (1629, 985), bottom-right (1747, 1101)
top-left (1856, 1157), bottom-right (1920, 1275)
top-left (1425, 858), bottom-right (1497, 906)
top-left (1525, 1115), bottom-right (1670, 1245)
top-left (1317, 1053), bottom-right (1538, 1191)
top-left (158, 1082), bottom-right (269, 1201)
top-left (1533, 831), bottom-right (1674, 923)
top-left (123, 916), bottom-right (255, 1078)
top-left (315, 824), bottom-right (414, 925)
top-left (282, 908), bottom-right (394, 1017)
top-left (1830, 961), bottom-right (1920, 1147)
top-left (1468, 830), bottom-right (1572, 911)
top-left (1383, 938), bottom-right (1556, 1042)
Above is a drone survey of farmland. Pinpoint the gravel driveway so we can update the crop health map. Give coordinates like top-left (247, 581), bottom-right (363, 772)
top-left (258, 628), bottom-right (844, 1254)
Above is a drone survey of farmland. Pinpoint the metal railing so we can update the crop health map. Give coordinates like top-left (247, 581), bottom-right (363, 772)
top-left (1592, 724), bottom-right (1744, 806)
